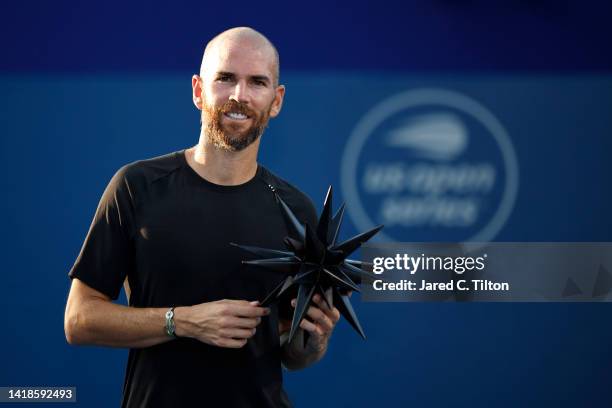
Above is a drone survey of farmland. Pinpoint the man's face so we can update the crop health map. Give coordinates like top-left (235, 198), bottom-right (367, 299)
top-left (194, 39), bottom-right (284, 151)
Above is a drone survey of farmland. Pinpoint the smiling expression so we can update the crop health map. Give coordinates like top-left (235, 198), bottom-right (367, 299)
top-left (193, 31), bottom-right (285, 151)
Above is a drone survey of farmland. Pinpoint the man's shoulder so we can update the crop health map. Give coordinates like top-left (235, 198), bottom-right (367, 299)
top-left (115, 150), bottom-right (184, 186)
top-left (259, 166), bottom-right (318, 224)
top-left (259, 166), bottom-right (309, 202)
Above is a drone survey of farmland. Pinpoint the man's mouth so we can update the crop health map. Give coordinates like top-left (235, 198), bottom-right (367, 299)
top-left (223, 111), bottom-right (250, 121)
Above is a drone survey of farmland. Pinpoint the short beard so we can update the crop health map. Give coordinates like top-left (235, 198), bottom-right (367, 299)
top-left (201, 99), bottom-right (272, 152)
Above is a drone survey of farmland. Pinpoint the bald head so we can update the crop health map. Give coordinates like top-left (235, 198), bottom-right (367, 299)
top-left (200, 27), bottom-right (280, 86)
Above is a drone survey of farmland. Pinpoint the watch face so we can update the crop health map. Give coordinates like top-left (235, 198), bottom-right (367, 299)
top-left (166, 310), bottom-right (172, 319)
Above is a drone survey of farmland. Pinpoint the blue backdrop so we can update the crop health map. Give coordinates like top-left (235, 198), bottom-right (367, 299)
top-left (1, 1), bottom-right (611, 407)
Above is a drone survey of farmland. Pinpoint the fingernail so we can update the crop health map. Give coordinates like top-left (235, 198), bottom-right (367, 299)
top-left (291, 299), bottom-right (296, 307)
top-left (250, 300), bottom-right (260, 306)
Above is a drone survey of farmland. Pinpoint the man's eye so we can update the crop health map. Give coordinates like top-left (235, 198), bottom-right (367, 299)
top-left (217, 76), bottom-right (231, 82)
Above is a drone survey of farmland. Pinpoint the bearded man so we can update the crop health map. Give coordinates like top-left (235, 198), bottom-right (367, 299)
top-left (64, 27), bottom-right (340, 408)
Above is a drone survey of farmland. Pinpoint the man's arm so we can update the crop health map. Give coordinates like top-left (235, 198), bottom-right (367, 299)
top-left (64, 278), bottom-right (269, 349)
top-left (279, 293), bottom-right (340, 370)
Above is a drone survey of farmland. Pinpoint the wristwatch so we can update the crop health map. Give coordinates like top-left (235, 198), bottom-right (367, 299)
top-left (165, 307), bottom-right (177, 338)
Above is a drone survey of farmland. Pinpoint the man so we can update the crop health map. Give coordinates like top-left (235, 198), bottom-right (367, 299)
top-left (64, 27), bottom-right (340, 407)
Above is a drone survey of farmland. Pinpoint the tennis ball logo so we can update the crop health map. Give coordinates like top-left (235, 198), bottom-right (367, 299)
top-left (340, 89), bottom-right (519, 243)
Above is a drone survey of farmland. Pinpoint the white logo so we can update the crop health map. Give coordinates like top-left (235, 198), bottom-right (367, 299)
top-left (340, 88), bottom-right (519, 243)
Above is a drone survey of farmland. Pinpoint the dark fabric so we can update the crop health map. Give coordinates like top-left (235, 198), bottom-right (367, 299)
top-left (69, 149), bottom-right (318, 408)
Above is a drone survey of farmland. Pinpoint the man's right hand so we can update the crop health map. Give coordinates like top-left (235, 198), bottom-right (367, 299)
top-left (174, 300), bottom-right (270, 348)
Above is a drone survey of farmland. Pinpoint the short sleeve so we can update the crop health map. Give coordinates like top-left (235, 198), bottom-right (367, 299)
top-left (68, 165), bottom-right (137, 300)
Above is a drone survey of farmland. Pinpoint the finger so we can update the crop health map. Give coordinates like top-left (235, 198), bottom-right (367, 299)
top-left (222, 299), bottom-right (255, 306)
top-left (329, 307), bottom-right (340, 323)
top-left (291, 299), bottom-right (334, 331)
top-left (299, 318), bottom-right (323, 336)
top-left (303, 305), bottom-right (334, 332)
top-left (218, 338), bottom-right (248, 348)
top-left (224, 316), bottom-right (261, 329)
top-left (220, 327), bottom-right (256, 339)
top-left (319, 303), bottom-right (340, 324)
top-left (312, 294), bottom-right (331, 312)
top-left (310, 309), bottom-right (334, 332)
top-left (229, 304), bottom-right (271, 318)
top-left (310, 295), bottom-right (340, 324)
top-left (222, 299), bottom-right (268, 315)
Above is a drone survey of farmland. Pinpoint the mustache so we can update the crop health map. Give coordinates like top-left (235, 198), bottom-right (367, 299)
top-left (219, 100), bottom-right (257, 118)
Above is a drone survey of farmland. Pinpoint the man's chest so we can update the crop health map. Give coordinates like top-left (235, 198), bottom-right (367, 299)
top-left (130, 189), bottom-right (291, 305)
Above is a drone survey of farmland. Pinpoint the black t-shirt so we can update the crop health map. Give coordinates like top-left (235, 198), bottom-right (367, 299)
top-left (69, 149), bottom-right (318, 408)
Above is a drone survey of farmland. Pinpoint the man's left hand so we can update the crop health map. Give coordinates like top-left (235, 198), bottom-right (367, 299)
top-left (290, 293), bottom-right (340, 351)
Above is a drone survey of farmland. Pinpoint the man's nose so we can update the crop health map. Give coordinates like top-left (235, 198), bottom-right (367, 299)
top-left (229, 81), bottom-right (249, 104)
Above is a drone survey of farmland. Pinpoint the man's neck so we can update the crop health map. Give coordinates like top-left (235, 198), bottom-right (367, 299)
top-left (185, 134), bottom-right (260, 186)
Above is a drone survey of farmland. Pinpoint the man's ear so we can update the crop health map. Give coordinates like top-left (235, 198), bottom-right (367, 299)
top-left (192, 74), bottom-right (203, 110)
top-left (269, 84), bottom-right (285, 118)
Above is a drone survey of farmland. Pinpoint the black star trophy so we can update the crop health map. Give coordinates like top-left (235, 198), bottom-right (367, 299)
top-left (231, 186), bottom-right (383, 343)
